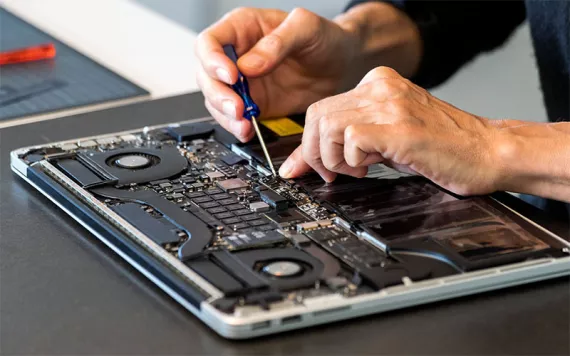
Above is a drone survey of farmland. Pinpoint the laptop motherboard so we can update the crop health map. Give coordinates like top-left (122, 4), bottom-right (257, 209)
top-left (15, 119), bottom-right (568, 314)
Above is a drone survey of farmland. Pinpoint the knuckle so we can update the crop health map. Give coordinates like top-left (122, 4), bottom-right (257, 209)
top-left (344, 125), bottom-right (360, 143)
top-left (306, 103), bottom-right (320, 123)
top-left (372, 78), bottom-right (393, 93)
top-left (318, 114), bottom-right (332, 132)
top-left (374, 66), bottom-right (399, 77)
top-left (290, 7), bottom-right (320, 29)
top-left (228, 6), bottom-right (252, 18)
top-left (291, 7), bottom-right (312, 19)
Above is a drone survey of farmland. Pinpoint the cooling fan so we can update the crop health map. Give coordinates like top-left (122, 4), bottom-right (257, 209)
top-left (83, 146), bottom-right (188, 185)
top-left (106, 152), bottom-right (161, 170)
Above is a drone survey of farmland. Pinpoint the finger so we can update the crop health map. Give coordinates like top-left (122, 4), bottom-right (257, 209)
top-left (302, 93), bottom-right (365, 182)
top-left (196, 68), bottom-right (245, 120)
top-left (238, 8), bottom-right (323, 77)
top-left (279, 145), bottom-right (312, 178)
top-left (344, 124), bottom-right (403, 168)
top-left (302, 114), bottom-right (336, 182)
top-left (204, 99), bottom-right (254, 142)
top-left (195, 8), bottom-right (270, 84)
top-left (320, 140), bottom-right (368, 178)
top-left (318, 110), bottom-right (379, 177)
top-left (195, 30), bottom-right (240, 85)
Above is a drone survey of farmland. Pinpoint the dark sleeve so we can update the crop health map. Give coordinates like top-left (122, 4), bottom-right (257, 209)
top-left (345, 0), bottom-right (527, 88)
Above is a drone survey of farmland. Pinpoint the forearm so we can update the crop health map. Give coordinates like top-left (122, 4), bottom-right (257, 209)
top-left (495, 122), bottom-right (570, 203)
top-left (334, 2), bottom-right (422, 90)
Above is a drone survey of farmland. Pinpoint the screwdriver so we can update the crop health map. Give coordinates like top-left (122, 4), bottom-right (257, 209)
top-left (222, 44), bottom-right (277, 177)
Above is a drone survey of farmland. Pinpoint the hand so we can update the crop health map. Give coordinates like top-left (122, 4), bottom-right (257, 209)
top-left (195, 7), bottom-right (358, 142)
top-left (280, 66), bottom-right (507, 196)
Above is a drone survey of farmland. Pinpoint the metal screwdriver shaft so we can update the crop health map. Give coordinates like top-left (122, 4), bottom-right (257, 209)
top-left (249, 114), bottom-right (277, 176)
top-left (223, 45), bottom-right (277, 176)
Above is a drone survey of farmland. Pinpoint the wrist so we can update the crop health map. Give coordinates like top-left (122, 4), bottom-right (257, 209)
top-left (489, 127), bottom-right (527, 192)
top-left (491, 122), bottom-right (570, 200)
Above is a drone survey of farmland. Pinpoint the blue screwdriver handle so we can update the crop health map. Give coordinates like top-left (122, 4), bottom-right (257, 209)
top-left (222, 44), bottom-right (260, 120)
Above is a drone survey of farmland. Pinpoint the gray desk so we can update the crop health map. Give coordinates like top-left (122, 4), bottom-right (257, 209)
top-left (1, 93), bottom-right (568, 355)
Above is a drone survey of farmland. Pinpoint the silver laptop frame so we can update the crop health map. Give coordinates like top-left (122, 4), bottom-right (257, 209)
top-left (11, 118), bottom-right (570, 339)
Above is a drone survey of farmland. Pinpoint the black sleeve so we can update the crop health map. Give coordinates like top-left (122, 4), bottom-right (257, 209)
top-left (345, 0), bottom-right (527, 88)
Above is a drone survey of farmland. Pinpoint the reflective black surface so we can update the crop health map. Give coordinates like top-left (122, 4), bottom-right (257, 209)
top-left (1, 93), bottom-right (568, 355)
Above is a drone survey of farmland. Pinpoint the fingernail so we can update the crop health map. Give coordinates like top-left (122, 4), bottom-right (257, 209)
top-left (216, 68), bottom-right (232, 84)
top-left (279, 159), bottom-right (293, 178)
top-left (222, 100), bottom-right (236, 119)
top-left (242, 53), bottom-right (266, 69)
top-left (230, 120), bottom-right (243, 138)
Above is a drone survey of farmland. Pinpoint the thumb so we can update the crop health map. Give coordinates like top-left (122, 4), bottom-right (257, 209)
top-left (238, 8), bottom-right (322, 76)
top-left (279, 145), bottom-right (312, 179)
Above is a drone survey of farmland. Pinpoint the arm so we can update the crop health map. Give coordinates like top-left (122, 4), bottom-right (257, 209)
top-left (495, 122), bottom-right (570, 203)
top-left (344, 0), bottom-right (527, 88)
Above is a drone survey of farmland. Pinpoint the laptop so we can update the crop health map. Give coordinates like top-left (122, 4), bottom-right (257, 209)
top-left (10, 115), bottom-right (570, 339)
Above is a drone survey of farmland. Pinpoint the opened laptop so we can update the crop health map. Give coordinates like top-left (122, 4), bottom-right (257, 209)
top-left (11, 115), bottom-right (570, 339)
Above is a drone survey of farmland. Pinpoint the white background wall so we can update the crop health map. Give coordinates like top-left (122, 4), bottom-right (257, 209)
top-left (137, 0), bottom-right (548, 123)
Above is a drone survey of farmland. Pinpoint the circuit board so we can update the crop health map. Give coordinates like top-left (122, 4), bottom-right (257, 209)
top-left (17, 120), bottom-right (568, 313)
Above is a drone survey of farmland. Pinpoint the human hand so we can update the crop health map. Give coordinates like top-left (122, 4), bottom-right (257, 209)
top-left (280, 66), bottom-right (508, 196)
top-left (195, 7), bottom-right (358, 142)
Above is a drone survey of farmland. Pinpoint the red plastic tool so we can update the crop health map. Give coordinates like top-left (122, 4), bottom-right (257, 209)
top-left (0, 43), bottom-right (56, 66)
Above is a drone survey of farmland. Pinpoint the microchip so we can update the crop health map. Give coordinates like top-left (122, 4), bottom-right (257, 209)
top-left (216, 178), bottom-right (248, 192)
top-left (259, 189), bottom-right (288, 211)
top-left (206, 171), bottom-right (225, 180)
top-left (221, 152), bottom-right (247, 166)
top-left (264, 209), bottom-right (307, 226)
top-left (249, 201), bottom-right (270, 212)
top-left (304, 227), bottom-right (347, 241)
top-left (223, 230), bottom-right (285, 250)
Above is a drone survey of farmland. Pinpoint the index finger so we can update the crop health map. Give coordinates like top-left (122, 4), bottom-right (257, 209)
top-left (195, 10), bottom-right (262, 84)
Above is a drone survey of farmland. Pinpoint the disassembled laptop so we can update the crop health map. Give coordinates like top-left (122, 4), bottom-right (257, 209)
top-left (11, 117), bottom-right (570, 338)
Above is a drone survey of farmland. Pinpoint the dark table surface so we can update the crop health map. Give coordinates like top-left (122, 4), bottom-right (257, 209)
top-left (1, 93), bottom-right (568, 355)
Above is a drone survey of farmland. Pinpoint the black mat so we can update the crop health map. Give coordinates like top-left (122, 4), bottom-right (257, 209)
top-left (0, 7), bottom-right (149, 121)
